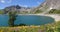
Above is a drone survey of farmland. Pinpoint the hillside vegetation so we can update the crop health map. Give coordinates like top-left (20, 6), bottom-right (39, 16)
top-left (0, 10), bottom-right (3, 14)
top-left (48, 9), bottom-right (60, 14)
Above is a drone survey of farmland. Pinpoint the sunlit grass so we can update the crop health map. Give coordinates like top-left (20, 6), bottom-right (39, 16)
top-left (0, 21), bottom-right (60, 32)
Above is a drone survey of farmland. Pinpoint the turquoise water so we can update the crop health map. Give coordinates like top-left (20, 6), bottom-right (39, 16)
top-left (0, 15), bottom-right (55, 26)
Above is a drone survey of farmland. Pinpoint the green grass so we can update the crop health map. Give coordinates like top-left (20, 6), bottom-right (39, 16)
top-left (0, 21), bottom-right (60, 32)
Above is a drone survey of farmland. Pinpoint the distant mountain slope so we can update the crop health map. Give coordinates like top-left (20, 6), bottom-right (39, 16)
top-left (37, 0), bottom-right (60, 11)
top-left (3, 5), bottom-right (32, 14)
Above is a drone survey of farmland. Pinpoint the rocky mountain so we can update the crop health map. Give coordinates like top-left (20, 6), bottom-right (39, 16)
top-left (3, 0), bottom-right (60, 14)
top-left (37, 0), bottom-right (60, 12)
top-left (3, 5), bottom-right (32, 14)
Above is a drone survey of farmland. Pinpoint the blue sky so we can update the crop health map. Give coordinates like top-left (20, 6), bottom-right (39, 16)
top-left (0, 0), bottom-right (45, 9)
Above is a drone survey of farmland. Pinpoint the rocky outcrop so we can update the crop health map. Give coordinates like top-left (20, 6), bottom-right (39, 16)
top-left (3, 5), bottom-right (32, 14)
top-left (37, 0), bottom-right (60, 11)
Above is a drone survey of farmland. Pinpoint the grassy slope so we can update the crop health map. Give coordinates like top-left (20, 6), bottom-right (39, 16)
top-left (48, 9), bottom-right (60, 14)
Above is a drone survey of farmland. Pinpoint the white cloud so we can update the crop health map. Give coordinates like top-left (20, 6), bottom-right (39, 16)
top-left (0, 0), bottom-right (5, 3)
top-left (0, 0), bottom-right (12, 3)
top-left (19, 4), bottom-right (28, 7)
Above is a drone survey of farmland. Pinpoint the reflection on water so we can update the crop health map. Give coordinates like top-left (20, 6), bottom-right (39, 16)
top-left (0, 15), bottom-right (55, 26)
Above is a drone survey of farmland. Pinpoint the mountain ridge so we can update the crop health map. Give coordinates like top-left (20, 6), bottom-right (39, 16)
top-left (37, 0), bottom-right (60, 11)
